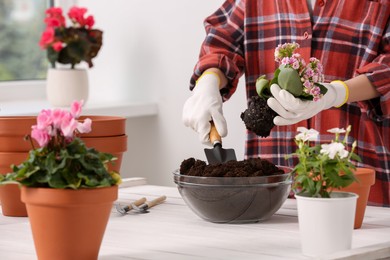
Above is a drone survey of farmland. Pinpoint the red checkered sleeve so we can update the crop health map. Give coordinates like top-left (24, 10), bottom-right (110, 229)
top-left (189, 0), bottom-right (245, 101)
top-left (356, 18), bottom-right (390, 116)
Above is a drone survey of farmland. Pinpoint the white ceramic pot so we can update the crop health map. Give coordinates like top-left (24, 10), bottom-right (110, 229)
top-left (295, 192), bottom-right (358, 257)
top-left (46, 68), bottom-right (89, 107)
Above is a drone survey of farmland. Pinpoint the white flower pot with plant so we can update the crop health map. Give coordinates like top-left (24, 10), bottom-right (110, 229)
top-left (288, 126), bottom-right (361, 257)
top-left (39, 6), bottom-right (103, 107)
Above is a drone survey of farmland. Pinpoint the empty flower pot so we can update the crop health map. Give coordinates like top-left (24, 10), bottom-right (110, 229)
top-left (79, 115), bottom-right (126, 137)
top-left (339, 167), bottom-right (376, 229)
top-left (0, 116), bottom-right (36, 136)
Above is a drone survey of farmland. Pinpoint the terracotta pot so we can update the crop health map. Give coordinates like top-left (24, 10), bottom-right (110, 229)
top-left (0, 136), bottom-right (37, 152)
top-left (339, 167), bottom-right (375, 229)
top-left (79, 116), bottom-right (126, 137)
top-left (0, 152), bottom-right (29, 217)
top-left (21, 185), bottom-right (118, 260)
top-left (0, 116), bottom-right (36, 136)
top-left (0, 185), bottom-right (27, 217)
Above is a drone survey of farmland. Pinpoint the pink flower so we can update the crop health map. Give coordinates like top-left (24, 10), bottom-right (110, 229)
top-left (31, 126), bottom-right (50, 147)
top-left (44, 7), bottom-right (65, 27)
top-left (68, 6), bottom-right (93, 28)
top-left (39, 27), bottom-right (55, 49)
top-left (45, 7), bottom-right (63, 17)
top-left (61, 116), bottom-right (78, 138)
top-left (36, 109), bottom-right (53, 130)
top-left (85, 16), bottom-right (95, 29)
top-left (70, 100), bottom-right (83, 118)
top-left (44, 17), bottom-right (64, 27)
top-left (52, 41), bottom-right (63, 52)
top-left (51, 109), bottom-right (67, 129)
top-left (77, 118), bottom-right (92, 134)
top-left (303, 80), bottom-right (312, 89)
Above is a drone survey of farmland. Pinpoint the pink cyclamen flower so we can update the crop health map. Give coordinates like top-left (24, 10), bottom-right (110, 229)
top-left (31, 126), bottom-right (50, 147)
top-left (51, 108), bottom-right (68, 129)
top-left (60, 116), bottom-right (78, 138)
top-left (39, 27), bottom-right (55, 49)
top-left (36, 109), bottom-right (52, 130)
top-left (70, 100), bottom-right (84, 118)
top-left (77, 118), bottom-right (92, 134)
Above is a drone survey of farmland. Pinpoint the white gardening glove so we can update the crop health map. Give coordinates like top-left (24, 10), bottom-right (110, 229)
top-left (182, 72), bottom-right (227, 145)
top-left (267, 81), bottom-right (348, 126)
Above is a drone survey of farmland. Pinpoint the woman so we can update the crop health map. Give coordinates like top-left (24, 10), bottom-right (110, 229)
top-left (182, 0), bottom-right (389, 206)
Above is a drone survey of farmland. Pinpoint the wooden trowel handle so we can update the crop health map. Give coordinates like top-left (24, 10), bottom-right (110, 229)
top-left (209, 122), bottom-right (222, 145)
top-left (145, 195), bottom-right (167, 208)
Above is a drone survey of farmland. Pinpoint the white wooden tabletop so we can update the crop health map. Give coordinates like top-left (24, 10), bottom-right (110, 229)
top-left (0, 179), bottom-right (389, 260)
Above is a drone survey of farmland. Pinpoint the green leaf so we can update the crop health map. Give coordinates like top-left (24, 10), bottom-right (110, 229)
top-left (316, 82), bottom-right (328, 95)
top-left (277, 67), bottom-right (303, 97)
top-left (255, 75), bottom-right (271, 99)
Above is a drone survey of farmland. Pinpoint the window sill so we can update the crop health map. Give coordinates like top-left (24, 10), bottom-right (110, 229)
top-left (0, 99), bottom-right (158, 118)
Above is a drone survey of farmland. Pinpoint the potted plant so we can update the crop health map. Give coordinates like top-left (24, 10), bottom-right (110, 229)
top-left (39, 6), bottom-right (103, 107)
top-left (241, 42), bottom-right (327, 137)
top-left (0, 100), bottom-right (121, 260)
top-left (287, 125), bottom-right (361, 257)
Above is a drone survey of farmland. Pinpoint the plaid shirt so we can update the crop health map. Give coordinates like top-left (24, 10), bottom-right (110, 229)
top-left (190, 0), bottom-right (390, 206)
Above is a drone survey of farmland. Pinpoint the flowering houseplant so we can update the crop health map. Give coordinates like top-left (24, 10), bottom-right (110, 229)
top-left (0, 100), bottom-right (121, 189)
top-left (287, 125), bottom-right (361, 198)
top-left (241, 42), bottom-right (328, 137)
top-left (39, 6), bottom-right (103, 69)
top-left (257, 42), bottom-right (327, 100)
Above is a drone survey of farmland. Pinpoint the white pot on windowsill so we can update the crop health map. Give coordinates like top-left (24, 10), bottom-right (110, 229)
top-left (46, 68), bottom-right (89, 107)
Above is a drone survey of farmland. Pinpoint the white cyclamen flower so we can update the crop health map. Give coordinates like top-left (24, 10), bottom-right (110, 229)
top-left (327, 127), bottom-right (346, 134)
top-left (320, 142), bottom-right (349, 159)
top-left (295, 127), bottom-right (319, 142)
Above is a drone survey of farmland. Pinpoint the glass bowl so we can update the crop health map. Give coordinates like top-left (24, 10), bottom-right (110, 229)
top-left (173, 166), bottom-right (292, 224)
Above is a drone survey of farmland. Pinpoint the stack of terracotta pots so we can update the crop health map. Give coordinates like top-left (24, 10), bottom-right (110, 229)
top-left (0, 115), bottom-right (127, 217)
top-left (79, 116), bottom-right (127, 173)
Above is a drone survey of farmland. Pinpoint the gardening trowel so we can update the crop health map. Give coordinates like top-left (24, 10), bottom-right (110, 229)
top-left (204, 122), bottom-right (237, 165)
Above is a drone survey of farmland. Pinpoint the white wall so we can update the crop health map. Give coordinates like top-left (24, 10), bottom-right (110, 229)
top-left (78, 0), bottom-right (247, 186)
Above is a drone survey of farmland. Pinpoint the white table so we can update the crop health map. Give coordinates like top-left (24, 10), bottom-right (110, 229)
top-left (0, 179), bottom-right (389, 260)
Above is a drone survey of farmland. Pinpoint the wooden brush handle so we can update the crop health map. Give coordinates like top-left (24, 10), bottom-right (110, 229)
top-left (209, 122), bottom-right (222, 145)
top-left (146, 195), bottom-right (167, 208)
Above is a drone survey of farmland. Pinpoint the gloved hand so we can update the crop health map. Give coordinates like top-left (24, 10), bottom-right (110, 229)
top-left (267, 81), bottom-right (348, 126)
top-left (182, 72), bottom-right (227, 145)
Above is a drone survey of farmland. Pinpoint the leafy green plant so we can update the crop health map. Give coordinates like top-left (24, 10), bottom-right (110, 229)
top-left (0, 100), bottom-right (121, 189)
top-left (287, 125), bottom-right (361, 198)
